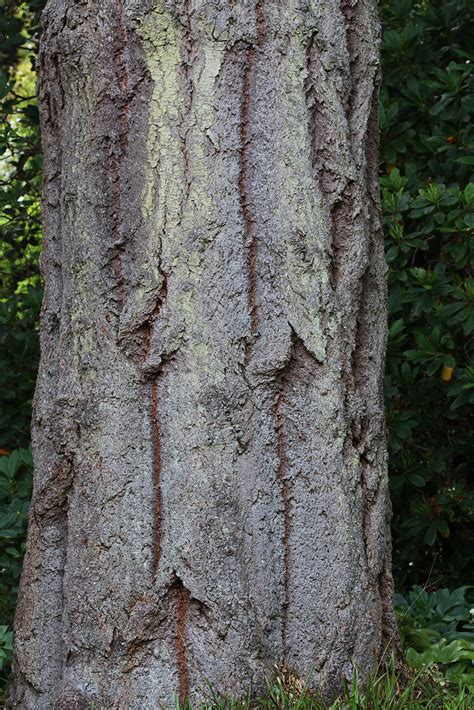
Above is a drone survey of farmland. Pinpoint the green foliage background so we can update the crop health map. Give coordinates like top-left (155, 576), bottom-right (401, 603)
top-left (380, 0), bottom-right (473, 588)
top-left (0, 0), bottom-right (473, 700)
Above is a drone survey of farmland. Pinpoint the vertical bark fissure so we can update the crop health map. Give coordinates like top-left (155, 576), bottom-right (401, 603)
top-left (339, 0), bottom-right (357, 134)
top-left (143, 277), bottom-right (168, 575)
top-left (111, 0), bottom-right (130, 307)
top-left (239, 2), bottom-right (267, 355)
top-left (239, 46), bottom-right (258, 347)
top-left (304, 30), bottom-right (351, 291)
top-left (275, 389), bottom-right (290, 654)
top-left (150, 381), bottom-right (162, 574)
top-left (181, 0), bottom-right (195, 209)
top-left (255, 0), bottom-right (267, 45)
top-left (361, 79), bottom-right (393, 632)
top-left (304, 32), bottom-right (321, 185)
top-left (176, 584), bottom-right (190, 705)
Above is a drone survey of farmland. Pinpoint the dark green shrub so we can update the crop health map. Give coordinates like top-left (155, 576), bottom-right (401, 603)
top-left (380, 0), bottom-right (474, 588)
top-left (0, 289), bottom-right (41, 450)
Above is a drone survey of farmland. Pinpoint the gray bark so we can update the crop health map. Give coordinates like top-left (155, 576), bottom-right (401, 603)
top-left (10, 0), bottom-right (396, 707)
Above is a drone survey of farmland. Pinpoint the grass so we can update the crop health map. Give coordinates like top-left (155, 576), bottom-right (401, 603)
top-left (177, 659), bottom-right (473, 709)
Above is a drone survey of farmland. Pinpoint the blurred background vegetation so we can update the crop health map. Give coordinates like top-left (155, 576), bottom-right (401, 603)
top-left (0, 0), bottom-right (473, 702)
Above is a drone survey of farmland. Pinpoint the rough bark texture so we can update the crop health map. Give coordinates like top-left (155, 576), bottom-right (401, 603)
top-left (10, 0), bottom-right (396, 707)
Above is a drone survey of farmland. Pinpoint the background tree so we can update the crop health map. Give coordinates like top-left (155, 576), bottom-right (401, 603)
top-left (8, 0), bottom-right (396, 706)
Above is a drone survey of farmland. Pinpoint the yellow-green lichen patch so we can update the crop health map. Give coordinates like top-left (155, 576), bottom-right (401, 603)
top-left (137, 4), bottom-right (228, 379)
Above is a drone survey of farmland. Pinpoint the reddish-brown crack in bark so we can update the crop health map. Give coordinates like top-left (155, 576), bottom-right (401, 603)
top-left (150, 382), bottom-right (162, 574)
top-left (239, 2), bottom-right (267, 356)
top-left (176, 585), bottom-right (190, 705)
top-left (115, 0), bottom-right (129, 99)
top-left (239, 46), bottom-right (258, 342)
top-left (256, 0), bottom-right (267, 47)
top-left (275, 389), bottom-right (290, 654)
top-left (142, 277), bottom-right (169, 576)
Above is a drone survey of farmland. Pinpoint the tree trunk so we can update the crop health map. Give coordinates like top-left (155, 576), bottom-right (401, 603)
top-left (10, 0), bottom-right (396, 707)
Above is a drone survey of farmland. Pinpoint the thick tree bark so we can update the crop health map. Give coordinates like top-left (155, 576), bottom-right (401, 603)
top-left (10, 0), bottom-right (396, 707)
